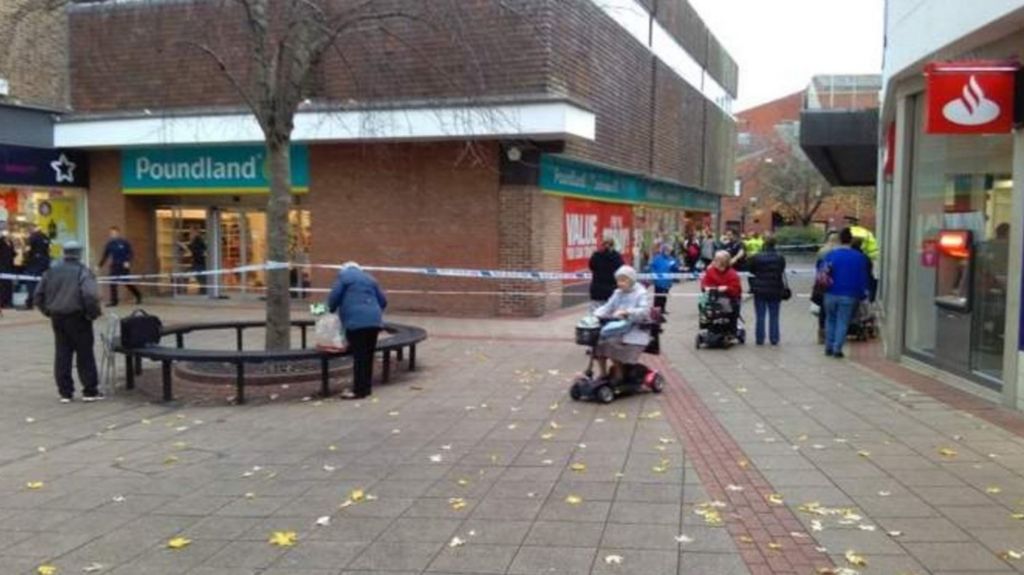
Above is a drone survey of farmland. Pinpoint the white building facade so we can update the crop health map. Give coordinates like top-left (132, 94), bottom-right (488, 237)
top-left (880, 0), bottom-right (1024, 409)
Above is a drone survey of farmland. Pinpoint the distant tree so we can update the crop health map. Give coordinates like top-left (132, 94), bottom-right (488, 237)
top-left (755, 140), bottom-right (833, 227)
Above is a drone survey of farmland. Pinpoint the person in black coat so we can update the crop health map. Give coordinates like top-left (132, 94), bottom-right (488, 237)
top-left (23, 224), bottom-right (52, 310)
top-left (746, 236), bottom-right (787, 346)
top-left (0, 229), bottom-right (15, 308)
top-left (588, 238), bottom-right (624, 309)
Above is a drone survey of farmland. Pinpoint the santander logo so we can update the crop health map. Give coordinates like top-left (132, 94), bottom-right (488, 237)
top-left (942, 75), bottom-right (1001, 126)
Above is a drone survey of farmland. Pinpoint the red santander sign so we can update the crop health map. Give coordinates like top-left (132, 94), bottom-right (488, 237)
top-left (925, 61), bottom-right (1018, 134)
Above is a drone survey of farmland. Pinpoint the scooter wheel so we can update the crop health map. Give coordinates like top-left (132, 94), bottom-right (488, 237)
top-left (650, 374), bottom-right (665, 393)
top-left (569, 382), bottom-right (583, 401)
top-left (695, 334), bottom-right (703, 349)
top-left (737, 330), bottom-right (746, 345)
top-left (596, 385), bottom-right (615, 404)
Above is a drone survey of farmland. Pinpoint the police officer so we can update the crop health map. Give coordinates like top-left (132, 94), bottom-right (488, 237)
top-left (34, 241), bottom-right (103, 403)
top-left (23, 223), bottom-right (52, 310)
top-left (99, 226), bottom-right (142, 306)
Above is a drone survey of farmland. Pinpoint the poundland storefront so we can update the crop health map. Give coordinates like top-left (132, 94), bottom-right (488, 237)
top-left (540, 155), bottom-right (720, 275)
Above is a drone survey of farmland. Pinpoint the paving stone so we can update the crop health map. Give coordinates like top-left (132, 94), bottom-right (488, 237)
top-left (524, 521), bottom-right (606, 547)
top-left (425, 544), bottom-right (518, 573)
top-left (677, 551), bottom-right (753, 574)
top-left (507, 545), bottom-right (596, 574)
top-left (902, 541), bottom-right (1012, 572)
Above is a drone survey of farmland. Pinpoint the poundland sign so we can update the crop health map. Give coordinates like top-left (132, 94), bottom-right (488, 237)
top-left (122, 146), bottom-right (310, 195)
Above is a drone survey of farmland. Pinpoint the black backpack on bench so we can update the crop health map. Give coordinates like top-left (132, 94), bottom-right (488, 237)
top-left (120, 309), bottom-right (163, 349)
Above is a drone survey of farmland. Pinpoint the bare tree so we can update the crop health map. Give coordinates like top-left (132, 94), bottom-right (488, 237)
top-left (12, 0), bottom-right (542, 350)
top-left (755, 143), bottom-right (833, 227)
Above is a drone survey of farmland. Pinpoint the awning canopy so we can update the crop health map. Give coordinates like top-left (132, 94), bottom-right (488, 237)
top-left (799, 109), bottom-right (879, 187)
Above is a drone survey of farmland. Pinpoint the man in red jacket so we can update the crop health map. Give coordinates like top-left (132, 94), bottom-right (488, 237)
top-left (701, 250), bottom-right (742, 299)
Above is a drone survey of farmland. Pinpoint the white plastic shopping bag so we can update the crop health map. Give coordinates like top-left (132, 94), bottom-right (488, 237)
top-left (311, 304), bottom-right (347, 351)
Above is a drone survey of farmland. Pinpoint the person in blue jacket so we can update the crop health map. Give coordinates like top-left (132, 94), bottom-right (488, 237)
top-left (820, 227), bottom-right (870, 358)
top-left (327, 262), bottom-right (388, 399)
top-left (99, 226), bottom-right (142, 306)
top-left (646, 243), bottom-right (680, 314)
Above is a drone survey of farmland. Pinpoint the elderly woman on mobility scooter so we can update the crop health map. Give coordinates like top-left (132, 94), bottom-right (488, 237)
top-left (592, 266), bottom-right (655, 381)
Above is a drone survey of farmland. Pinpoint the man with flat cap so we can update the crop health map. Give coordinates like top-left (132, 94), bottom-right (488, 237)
top-left (34, 241), bottom-right (103, 403)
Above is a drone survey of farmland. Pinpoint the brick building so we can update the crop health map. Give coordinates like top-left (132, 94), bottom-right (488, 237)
top-left (48, 0), bottom-right (738, 315)
top-left (722, 75), bottom-right (879, 235)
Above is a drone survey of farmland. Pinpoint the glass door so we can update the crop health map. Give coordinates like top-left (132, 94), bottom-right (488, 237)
top-left (155, 207), bottom-right (208, 296)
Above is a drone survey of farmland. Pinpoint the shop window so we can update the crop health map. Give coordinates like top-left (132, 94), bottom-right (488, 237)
top-left (904, 94), bottom-right (1012, 385)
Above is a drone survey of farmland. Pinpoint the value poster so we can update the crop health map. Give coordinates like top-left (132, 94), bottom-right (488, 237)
top-left (563, 198), bottom-right (633, 272)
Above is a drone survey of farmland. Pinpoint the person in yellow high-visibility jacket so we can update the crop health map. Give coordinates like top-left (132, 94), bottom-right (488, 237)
top-left (845, 217), bottom-right (878, 263)
top-left (743, 232), bottom-right (764, 258)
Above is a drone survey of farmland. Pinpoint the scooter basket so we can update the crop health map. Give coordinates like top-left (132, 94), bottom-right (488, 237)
top-left (575, 325), bottom-right (602, 346)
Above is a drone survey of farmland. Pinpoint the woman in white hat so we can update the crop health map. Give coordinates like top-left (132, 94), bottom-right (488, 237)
top-left (592, 265), bottom-right (652, 381)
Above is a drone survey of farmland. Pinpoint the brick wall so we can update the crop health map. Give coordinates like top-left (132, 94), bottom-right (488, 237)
top-left (496, 186), bottom-right (565, 316)
top-left (68, 0), bottom-right (737, 202)
top-left (307, 141), bottom-right (502, 316)
top-left (0, 0), bottom-right (68, 108)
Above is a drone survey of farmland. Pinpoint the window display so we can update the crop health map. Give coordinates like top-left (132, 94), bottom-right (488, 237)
top-left (0, 187), bottom-right (87, 265)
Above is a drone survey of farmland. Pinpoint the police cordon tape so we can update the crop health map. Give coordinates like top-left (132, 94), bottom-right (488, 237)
top-left (0, 260), bottom-right (817, 284)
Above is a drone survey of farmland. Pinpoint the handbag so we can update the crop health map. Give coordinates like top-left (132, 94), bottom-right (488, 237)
top-left (120, 309), bottom-right (163, 349)
top-left (781, 272), bottom-right (792, 301)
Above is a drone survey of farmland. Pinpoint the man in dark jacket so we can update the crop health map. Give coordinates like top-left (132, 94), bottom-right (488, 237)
top-left (34, 241), bottom-right (103, 403)
top-left (747, 236), bottom-right (787, 346)
top-left (99, 226), bottom-right (142, 306)
top-left (589, 238), bottom-right (624, 309)
top-left (328, 262), bottom-right (388, 400)
top-left (23, 224), bottom-right (51, 310)
top-left (0, 229), bottom-right (15, 309)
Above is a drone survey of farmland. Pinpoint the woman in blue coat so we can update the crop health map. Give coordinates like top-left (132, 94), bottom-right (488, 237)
top-left (645, 243), bottom-right (680, 314)
top-left (328, 262), bottom-right (388, 399)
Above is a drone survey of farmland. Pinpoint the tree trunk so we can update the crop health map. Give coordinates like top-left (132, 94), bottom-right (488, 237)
top-left (265, 136), bottom-right (293, 350)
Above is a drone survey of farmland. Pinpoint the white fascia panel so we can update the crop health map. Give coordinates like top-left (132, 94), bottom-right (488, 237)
top-left (54, 102), bottom-right (596, 148)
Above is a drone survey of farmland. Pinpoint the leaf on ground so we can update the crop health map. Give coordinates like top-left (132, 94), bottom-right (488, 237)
top-left (449, 536), bottom-right (465, 548)
top-left (604, 554), bottom-right (623, 565)
top-left (37, 566), bottom-right (56, 575)
top-left (429, 454), bottom-right (443, 463)
top-left (1000, 550), bottom-right (1022, 560)
top-left (938, 447), bottom-right (958, 458)
top-left (844, 550), bottom-right (867, 567)
top-left (640, 410), bottom-right (661, 419)
top-left (26, 481), bottom-right (44, 490)
top-left (82, 563), bottom-right (104, 573)
top-left (167, 537), bottom-right (191, 549)
top-left (766, 493), bottom-right (784, 505)
top-left (570, 463), bottom-right (586, 473)
top-left (449, 498), bottom-right (467, 510)
top-left (986, 486), bottom-right (1002, 494)
top-left (350, 489), bottom-right (365, 502)
top-left (857, 450), bottom-right (871, 458)
top-left (565, 495), bottom-right (583, 505)
top-left (268, 531), bottom-right (297, 547)
top-left (725, 484), bottom-right (744, 492)
top-left (768, 542), bottom-right (783, 550)
top-left (675, 534), bottom-right (694, 544)
top-left (315, 516), bottom-right (330, 527)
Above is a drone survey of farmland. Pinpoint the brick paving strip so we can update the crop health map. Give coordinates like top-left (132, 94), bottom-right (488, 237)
top-left (650, 355), bottom-right (836, 574)
top-left (851, 343), bottom-right (1024, 438)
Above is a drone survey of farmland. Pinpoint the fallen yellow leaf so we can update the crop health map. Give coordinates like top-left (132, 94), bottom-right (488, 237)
top-left (540, 432), bottom-right (554, 440)
top-left (844, 550), bottom-right (867, 567)
top-left (641, 410), bottom-right (662, 419)
top-left (768, 542), bottom-right (783, 550)
top-left (565, 495), bottom-right (583, 505)
top-left (268, 531), bottom-right (297, 547)
top-left (26, 481), bottom-right (44, 490)
top-left (986, 486), bottom-right (1002, 494)
top-left (767, 493), bottom-right (784, 505)
top-left (167, 537), bottom-right (191, 549)
top-left (1000, 550), bottom-right (1022, 560)
top-left (938, 447), bottom-right (958, 457)
top-left (37, 566), bottom-right (57, 575)
top-left (570, 463), bottom-right (587, 472)
top-left (449, 497), bottom-right (467, 510)
top-left (857, 451), bottom-right (871, 458)
top-left (1011, 513), bottom-right (1024, 520)
top-left (350, 489), bottom-right (365, 502)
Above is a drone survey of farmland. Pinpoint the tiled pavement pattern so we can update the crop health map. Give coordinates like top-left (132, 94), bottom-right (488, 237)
top-left (0, 278), bottom-right (1020, 574)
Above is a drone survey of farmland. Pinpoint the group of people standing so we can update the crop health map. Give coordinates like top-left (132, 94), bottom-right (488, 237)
top-left (590, 222), bottom-right (877, 352)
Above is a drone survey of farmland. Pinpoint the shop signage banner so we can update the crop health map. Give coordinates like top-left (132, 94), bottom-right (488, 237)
top-left (122, 146), bottom-right (310, 195)
top-left (0, 145), bottom-right (89, 188)
top-left (540, 155), bottom-right (719, 212)
top-left (563, 198), bottom-right (633, 272)
top-left (925, 61), bottom-right (1018, 134)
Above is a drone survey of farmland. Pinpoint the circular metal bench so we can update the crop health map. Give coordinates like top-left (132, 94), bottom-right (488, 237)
top-left (116, 320), bottom-right (427, 403)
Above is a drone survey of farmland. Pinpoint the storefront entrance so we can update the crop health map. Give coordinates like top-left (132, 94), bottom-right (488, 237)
top-left (155, 207), bottom-right (310, 298)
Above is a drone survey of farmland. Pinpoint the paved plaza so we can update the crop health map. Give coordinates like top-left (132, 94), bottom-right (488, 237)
top-left (1, 280), bottom-right (1023, 574)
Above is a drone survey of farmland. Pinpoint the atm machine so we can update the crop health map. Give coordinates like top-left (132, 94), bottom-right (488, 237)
top-left (933, 230), bottom-right (974, 372)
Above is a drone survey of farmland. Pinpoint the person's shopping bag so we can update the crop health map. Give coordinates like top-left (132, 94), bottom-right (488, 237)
top-left (313, 312), bottom-right (347, 351)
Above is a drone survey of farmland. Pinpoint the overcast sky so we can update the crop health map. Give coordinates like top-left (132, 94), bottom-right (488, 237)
top-left (688, 0), bottom-right (885, 112)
